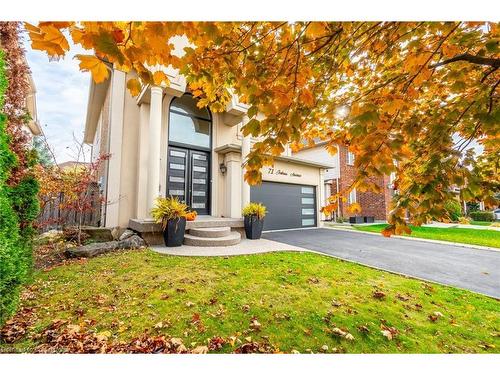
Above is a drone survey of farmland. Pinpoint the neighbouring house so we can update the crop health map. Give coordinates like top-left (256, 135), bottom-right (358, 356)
top-left (25, 65), bottom-right (42, 136)
top-left (294, 141), bottom-right (394, 221)
top-left (84, 62), bottom-right (333, 244)
top-left (57, 161), bottom-right (90, 171)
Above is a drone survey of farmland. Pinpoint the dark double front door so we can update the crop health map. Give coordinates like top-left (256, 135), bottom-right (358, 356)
top-left (166, 147), bottom-right (210, 215)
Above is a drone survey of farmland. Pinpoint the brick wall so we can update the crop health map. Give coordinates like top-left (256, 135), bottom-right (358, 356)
top-left (330, 145), bottom-right (390, 220)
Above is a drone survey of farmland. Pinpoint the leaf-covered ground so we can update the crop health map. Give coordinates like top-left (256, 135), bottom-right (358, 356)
top-left (1, 249), bottom-right (499, 353)
top-left (354, 224), bottom-right (500, 248)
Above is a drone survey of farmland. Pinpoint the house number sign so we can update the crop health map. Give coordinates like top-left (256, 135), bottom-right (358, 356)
top-left (267, 167), bottom-right (302, 178)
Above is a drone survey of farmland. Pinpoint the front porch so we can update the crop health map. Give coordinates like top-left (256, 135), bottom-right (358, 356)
top-left (129, 215), bottom-right (244, 246)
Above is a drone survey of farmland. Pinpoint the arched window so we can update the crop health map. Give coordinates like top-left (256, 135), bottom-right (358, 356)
top-left (168, 94), bottom-right (211, 149)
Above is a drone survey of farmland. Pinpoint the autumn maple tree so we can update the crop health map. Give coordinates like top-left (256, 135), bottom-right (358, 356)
top-left (25, 22), bottom-right (499, 235)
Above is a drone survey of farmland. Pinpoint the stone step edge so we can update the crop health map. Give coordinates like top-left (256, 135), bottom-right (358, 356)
top-left (183, 232), bottom-right (241, 247)
top-left (189, 226), bottom-right (231, 238)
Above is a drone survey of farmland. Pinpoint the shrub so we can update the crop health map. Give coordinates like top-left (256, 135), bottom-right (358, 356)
top-left (458, 216), bottom-right (470, 225)
top-left (242, 202), bottom-right (267, 219)
top-left (469, 211), bottom-right (494, 222)
top-left (444, 199), bottom-right (462, 222)
top-left (151, 196), bottom-right (188, 229)
top-left (0, 49), bottom-right (24, 324)
top-left (336, 216), bottom-right (346, 223)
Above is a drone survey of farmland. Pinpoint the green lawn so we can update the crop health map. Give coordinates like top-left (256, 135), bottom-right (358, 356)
top-left (1, 249), bottom-right (499, 353)
top-left (470, 221), bottom-right (494, 226)
top-left (354, 224), bottom-right (500, 248)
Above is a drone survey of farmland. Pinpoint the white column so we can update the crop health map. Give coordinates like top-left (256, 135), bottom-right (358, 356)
top-left (225, 152), bottom-right (242, 218)
top-left (146, 86), bottom-right (163, 216)
top-left (136, 103), bottom-right (150, 219)
top-left (105, 70), bottom-right (126, 228)
top-left (241, 116), bottom-right (251, 209)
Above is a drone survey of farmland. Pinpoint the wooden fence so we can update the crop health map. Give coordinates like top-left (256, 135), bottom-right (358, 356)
top-left (36, 182), bottom-right (102, 232)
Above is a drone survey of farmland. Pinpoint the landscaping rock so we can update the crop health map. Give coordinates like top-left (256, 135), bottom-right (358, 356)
top-left (80, 226), bottom-right (113, 242)
top-left (111, 227), bottom-right (121, 240)
top-left (65, 235), bottom-right (146, 258)
top-left (119, 229), bottom-right (135, 241)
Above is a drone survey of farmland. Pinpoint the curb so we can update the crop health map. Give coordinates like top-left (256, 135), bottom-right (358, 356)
top-left (323, 225), bottom-right (500, 253)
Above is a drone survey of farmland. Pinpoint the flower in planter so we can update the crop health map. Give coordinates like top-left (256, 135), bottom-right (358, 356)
top-left (242, 202), bottom-right (267, 240)
top-left (151, 197), bottom-right (189, 247)
top-left (242, 202), bottom-right (266, 219)
top-left (150, 196), bottom-right (188, 229)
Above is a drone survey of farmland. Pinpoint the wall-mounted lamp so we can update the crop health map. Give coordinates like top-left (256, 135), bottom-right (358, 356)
top-left (219, 163), bottom-right (227, 175)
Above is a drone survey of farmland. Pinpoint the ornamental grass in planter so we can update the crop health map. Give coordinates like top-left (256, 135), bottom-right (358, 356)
top-left (151, 196), bottom-right (188, 247)
top-left (242, 202), bottom-right (266, 240)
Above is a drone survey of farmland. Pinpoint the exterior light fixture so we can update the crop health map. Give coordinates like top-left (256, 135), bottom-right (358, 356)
top-left (219, 163), bottom-right (227, 175)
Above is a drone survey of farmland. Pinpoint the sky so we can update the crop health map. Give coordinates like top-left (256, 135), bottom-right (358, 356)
top-left (24, 37), bottom-right (91, 163)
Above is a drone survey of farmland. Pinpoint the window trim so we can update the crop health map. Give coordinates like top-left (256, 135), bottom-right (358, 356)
top-left (168, 93), bottom-right (212, 151)
top-left (348, 188), bottom-right (357, 205)
top-left (347, 151), bottom-right (355, 166)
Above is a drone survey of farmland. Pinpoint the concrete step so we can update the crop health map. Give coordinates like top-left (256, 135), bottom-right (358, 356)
top-left (184, 231), bottom-right (241, 247)
top-left (189, 226), bottom-right (231, 238)
top-left (186, 217), bottom-right (244, 229)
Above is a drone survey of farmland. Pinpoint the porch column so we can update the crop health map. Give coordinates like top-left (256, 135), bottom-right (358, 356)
top-left (146, 85), bottom-right (163, 216)
top-left (241, 116), bottom-right (251, 209)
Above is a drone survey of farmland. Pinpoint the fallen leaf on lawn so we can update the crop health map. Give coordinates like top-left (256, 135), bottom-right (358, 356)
top-left (428, 311), bottom-right (444, 322)
top-left (192, 345), bottom-right (208, 354)
top-left (320, 345), bottom-right (329, 352)
top-left (242, 304), bottom-right (250, 312)
top-left (308, 277), bottom-right (319, 284)
top-left (96, 330), bottom-right (112, 340)
top-left (331, 299), bottom-right (342, 307)
top-left (191, 313), bottom-right (201, 323)
top-left (154, 322), bottom-right (164, 329)
top-left (396, 293), bottom-right (410, 301)
top-left (380, 325), bottom-right (398, 340)
top-left (478, 343), bottom-right (496, 349)
top-left (185, 301), bottom-right (195, 307)
top-left (330, 327), bottom-right (355, 340)
top-left (372, 291), bottom-right (386, 299)
top-left (357, 325), bottom-right (370, 334)
top-left (228, 336), bottom-right (237, 346)
top-left (250, 318), bottom-right (262, 331)
top-left (67, 324), bottom-right (81, 334)
top-left (207, 336), bottom-right (226, 351)
top-left (291, 349), bottom-right (300, 354)
top-left (160, 294), bottom-right (170, 300)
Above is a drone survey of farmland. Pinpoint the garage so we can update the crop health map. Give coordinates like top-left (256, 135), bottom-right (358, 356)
top-left (250, 181), bottom-right (317, 231)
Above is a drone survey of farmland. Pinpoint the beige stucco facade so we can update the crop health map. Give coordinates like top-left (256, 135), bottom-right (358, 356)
top-left (84, 66), bottom-right (332, 231)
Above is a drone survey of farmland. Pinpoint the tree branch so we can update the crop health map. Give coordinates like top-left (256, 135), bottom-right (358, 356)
top-left (430, 53), bottom-right (500, 69)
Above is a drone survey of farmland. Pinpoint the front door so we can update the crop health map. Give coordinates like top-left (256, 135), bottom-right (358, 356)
top-left (167, 147), bottom-right (210, 215)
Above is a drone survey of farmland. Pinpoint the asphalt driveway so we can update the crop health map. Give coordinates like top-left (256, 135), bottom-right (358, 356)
top-left (263, 228), bottom-right (500, 298)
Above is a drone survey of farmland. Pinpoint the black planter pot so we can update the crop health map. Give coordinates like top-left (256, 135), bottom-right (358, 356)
top-left (162, 217), bottom-right (186, 247)
top-left (349, 216), bottom-right (364, 224)
top-left (244, 215), bottom-right (264, 240)
top-left (363, 216), bottom-right (375, 223)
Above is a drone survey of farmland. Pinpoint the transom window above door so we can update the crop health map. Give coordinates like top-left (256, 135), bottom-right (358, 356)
top-left (169, 94), bottom-right (212, 149)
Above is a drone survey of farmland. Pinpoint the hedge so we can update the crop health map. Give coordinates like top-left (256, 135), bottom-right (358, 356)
top-left (0, 49), bottom-right (24, 323)
top-left (444, 200), bottom-right (462, 222)
top-left (469, 211), bottom-right (494, 222)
